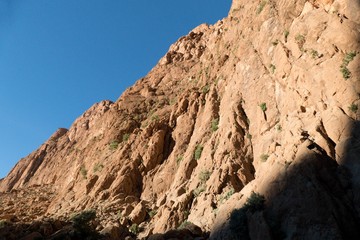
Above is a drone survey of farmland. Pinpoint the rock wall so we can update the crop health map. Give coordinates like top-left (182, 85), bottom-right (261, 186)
top-left (1, 0), bottom-right (360, 239)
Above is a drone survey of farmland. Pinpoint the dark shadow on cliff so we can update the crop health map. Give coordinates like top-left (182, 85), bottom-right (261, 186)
top-left (211, 135), bottom-right (360, 239)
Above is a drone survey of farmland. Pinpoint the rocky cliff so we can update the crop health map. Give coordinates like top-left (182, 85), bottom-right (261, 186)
top-left (1, 0), bottom-right (360, 239)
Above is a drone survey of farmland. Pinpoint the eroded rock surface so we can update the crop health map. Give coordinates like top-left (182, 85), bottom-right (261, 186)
top-left (1, 0), bottom-right (360, 239)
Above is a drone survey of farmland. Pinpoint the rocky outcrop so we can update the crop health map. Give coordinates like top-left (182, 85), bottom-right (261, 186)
top-left (1, 0), bottom-right (360, 239)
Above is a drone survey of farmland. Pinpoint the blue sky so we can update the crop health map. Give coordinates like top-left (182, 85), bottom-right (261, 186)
top-left (0, 0), bottom-right (231, 178)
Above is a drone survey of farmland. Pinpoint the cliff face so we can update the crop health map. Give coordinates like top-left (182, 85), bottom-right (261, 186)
top-left (1, 0), bottom-right (360, 239)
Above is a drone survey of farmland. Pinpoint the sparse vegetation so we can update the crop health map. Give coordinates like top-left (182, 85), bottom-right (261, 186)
top-left (349, 103), bottom-right (358, 113)
top-left (109, 140), bottom-right (119, 150)
top-left (70, 209), bottom-right (98, 238)
top-left (193, 184), bottom-right (206, 197)
top-left (129, 223), bottom-right (139, 235)
top-left (259, 102), bottom-right (267, 112)
top-left (295, 34), bottom-right (306, 50)
top-left (284, 30), bottom-right (289, 42)
top-left (229, 192), bottom-right (265, 239)
top-left (194, 145), bottom-right (204, 160)
top-left (202, 84), bottom-right (210, 94)
top-left (343, 51), bottom-right (357, 64)
top-left (122, 133), bottom-right (130, 142)
top-left (340, 51), bottom-right (356, 80)
top-left (271, 40), bottom-right (279, 46)
top-left (199, 170), bottom-right (211, 183)
top-left (276, 124), bottom-right (282, 132)
top-left (151, 114), bottom-right (160, 122)
top-left (80, 165), bottom-right (87, 179)
top-left (211, 118), bottom-right (219, 132)
top-left (256, 1), bottom-right (267, 14)
top-left (148, 210), bottom-right (157, 218)
top-left (269, 64), bottom-right (276, 74)
top-left (244, 192), bottom-right (266, 212)
top-left (260, 154), bottom-right (269, 162)
top-left (310, 49), bottom-right (319, 59)
top-left (219, 188), bottom-right (235, 203)
top-left (170, 98), bottom-right (177, 105)
top-left (178, 220), bottom-right (192, 230)
top-left (93, 163), bottom-right (104, 173)
top-left (246, 133), bottom-right (252, 139)
top-left (341, 66), bottom-right (351, 79)
top-left (176, 155), bottom-right (184, 165)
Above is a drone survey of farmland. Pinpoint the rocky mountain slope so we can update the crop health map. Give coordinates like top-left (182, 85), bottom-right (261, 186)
top-left (1, 0), bottom-right (360, 239)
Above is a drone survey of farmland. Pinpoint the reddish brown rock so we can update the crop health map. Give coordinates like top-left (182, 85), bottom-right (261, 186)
top-left (1, 0), bottom-right (360, 239)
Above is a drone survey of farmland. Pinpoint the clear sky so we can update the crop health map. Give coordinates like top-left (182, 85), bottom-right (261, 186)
top-left (0, 0), bottom-right (231, 179)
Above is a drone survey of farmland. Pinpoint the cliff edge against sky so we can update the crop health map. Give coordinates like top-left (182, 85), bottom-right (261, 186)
top-left (1, 0), bottom-right (360, 239)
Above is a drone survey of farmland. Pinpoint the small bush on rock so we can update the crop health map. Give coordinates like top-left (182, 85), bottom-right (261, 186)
top-left (70, 209), bottom-right (98, 239)
top-left (259, 102), bottom-right (267, 112)
top-left (194, 145), bottom-right (203, 160)
top-left (229, 192), bottom-right (265, 239)
top-left (109, 140), bottom-right (119, 150)
top-left (129, 223), bottom-right (139, 235)
top-left (178, 220), bottom-right (192, 230)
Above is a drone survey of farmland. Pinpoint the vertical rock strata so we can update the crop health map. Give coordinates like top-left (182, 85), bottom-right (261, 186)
top-left (1, 0), bottom-right (360, 238)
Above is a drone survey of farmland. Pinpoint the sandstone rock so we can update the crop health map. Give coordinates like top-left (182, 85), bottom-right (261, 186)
top-left (100, 223), bottom-right (130, 240)
top-left (128, 201), bottom-right (147, 225)
top-left (1, 0), bottom-right (360, 239)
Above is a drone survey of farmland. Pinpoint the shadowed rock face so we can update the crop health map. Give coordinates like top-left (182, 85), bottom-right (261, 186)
top-left (1, 0), bottom-right (360, 239)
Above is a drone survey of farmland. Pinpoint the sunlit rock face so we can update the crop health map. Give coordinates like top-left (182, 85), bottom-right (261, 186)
top-left (1, 0), bottom-right (360, 239)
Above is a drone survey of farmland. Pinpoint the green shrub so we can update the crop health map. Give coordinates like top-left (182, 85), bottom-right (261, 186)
top-left (269, 64), bottom-right (276, 74)
top-left (256, 1), bottom-right (267, 14)
top-left (343, 51), bottom-right (356, 64)
top-left (202, 84), bottom-right (210, 94)
top-left (109, 140), bottom-right (119, 150)
top-left (176, 155), bottom-right (184, 165)
top-left (229, 192), bottom-right (265, 239)
top-left (93, 163), bottom-right (104, 173)
top-left (151, 114), bottom-right (159, 122)
top-left (259, 102), bottom-right (267, 112)
top-left (295, 34), bottom-right (306, 50)
top-left (178, 220), bottom-right (192, 230)
top-left (71, 209), bottom-right (96, 226)
top-left (211, 118), bottom-right (219, 132)
top-left (80, 165), bottom-right (87, 179)
top-left (340, 51), bottom-right (356, 79)
top-left (199, 170), bottom-right (211, 183)
top-left (219, 188), bottom-right (235, 203)
top-left (244, 192), bottom-right (266, 212)
top-left (122, 133), bottom-right (130, 142)
top-left (341, 67), bottom-right (351, 79)
top-left (260, 154), bottom-right (269, 162)
top-left (310, 49), bottom-right (319, 59)
top-left (194, 145), bottom-right (203, 160)
top-left (271, 40), bottom-right (279, 46)
top-left (70, 209), bottom-right (97, 237)
top-left (246, 133), bottom-right (252, 139)
top-left (349, 103), bottom-right (358, 113)
top-left (129, 223), bottom-right (139, 235)
top-left (148, 210), bottom-right (157, 218)
top-left (284, 30), bottom-right (289, 41)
